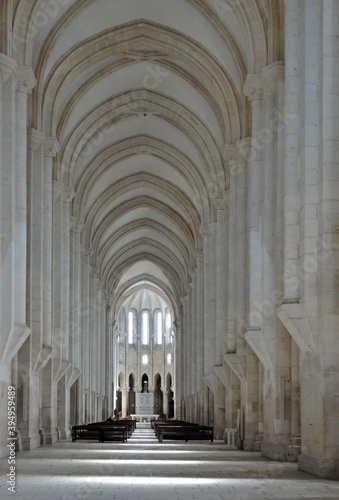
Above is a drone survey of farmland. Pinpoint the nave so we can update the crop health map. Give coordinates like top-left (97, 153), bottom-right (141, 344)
top-left (1, 424), bottom-right (339, 500)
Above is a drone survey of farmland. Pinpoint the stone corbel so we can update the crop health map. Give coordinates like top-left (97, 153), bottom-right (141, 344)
top-left (27, 128), bottom-right (45, 151)
top-left (277, 303), bottom-right (318, 356)
top-left (16, 66), bottom-right (36, 95)
top-left (32, 346), bottom-right (54, 375)
top-left (236, 137), bottom-right (252, 163)
top-left (67, 368), bottom-right (82, 389)
top-left (44, 137), bottom-right (59, 159)
top-left (203, 372), bottom-right (217, 394)
top-left (53, 360), bottom-right (72, 384)
top-left (62, 185), bottom-right (75, 204)
top-left (224, 352), bottom-right (246, 383)
top-left (0, 323), bottom-right (31, 365)
top-left (244, 329), bottom-right (274, 371)
top-left (243, 74), bottom-right (263, 103)
top-left (214, 364), bottom-right (231, 389)
top-left (222, 143), bottom-right (238, 180)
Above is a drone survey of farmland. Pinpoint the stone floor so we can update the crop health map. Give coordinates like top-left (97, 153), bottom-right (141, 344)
top-left (1, 424), bottom-right (339, 500)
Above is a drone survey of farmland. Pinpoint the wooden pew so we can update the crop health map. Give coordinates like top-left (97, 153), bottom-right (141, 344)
top-left (154, 422), bottom-right (213, 443)
top-left (91, 420), bottom-right (135, 437)
top-left (153, 420), bottom-right (198, 437)
top-left (72, 424), bottom-right (127, 442)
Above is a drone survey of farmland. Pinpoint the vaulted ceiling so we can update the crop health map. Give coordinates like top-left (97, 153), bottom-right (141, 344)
top-left (2, 0), bottom-right (282, 316)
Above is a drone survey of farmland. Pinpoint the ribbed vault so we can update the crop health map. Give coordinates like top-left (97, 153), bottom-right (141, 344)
top-left (3, 0), bottom-right (282, 318)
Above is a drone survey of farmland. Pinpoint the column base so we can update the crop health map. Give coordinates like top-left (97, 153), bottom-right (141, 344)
top-left (44, 432), bottom-right (59, 445)
top-left (262, 440), bottom-right (300, 462)
top-left (262, 441), bottom-right (289, 461)
top-left (288, 435), bottom-right (301, 462)
top-left (20, 434), bottom-right (41, 451)
top-left (59, 430), bottom-right (71, 440)
top-left (242, 438), bottom-right (254, 451)
top-left (298, 454), bottom-right (339, 480)
top-left (242, 437), bottom-right (263, 451)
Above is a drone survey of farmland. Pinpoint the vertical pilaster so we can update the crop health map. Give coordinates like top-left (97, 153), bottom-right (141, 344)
top-left (243, 75), bottom-right (263, 332)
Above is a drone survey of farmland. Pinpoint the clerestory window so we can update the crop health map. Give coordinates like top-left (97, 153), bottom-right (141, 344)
top-left (154, 310), bottom-right (163, 345)
top-left (141, 310), bottom-right (149, 345)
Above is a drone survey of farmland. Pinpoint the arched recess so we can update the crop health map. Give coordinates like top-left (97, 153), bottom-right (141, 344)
top-left (141, 373), bottom-right (149, 393)
top-left (154, 373), bottom-right (163, 416)
top-left (128, 373), bottom-right (135, 416)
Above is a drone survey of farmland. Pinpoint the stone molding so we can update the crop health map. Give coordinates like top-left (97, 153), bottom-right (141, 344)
top-left (0, 53), bottom-right (17, 83)
top-left (16, 66), bottom-right (36, 94)
top-left (243, 74), bottom-right (263, 103)
top-left (44, 137), bottom-right (59, 159)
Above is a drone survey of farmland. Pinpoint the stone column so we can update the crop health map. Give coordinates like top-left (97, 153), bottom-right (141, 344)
top-left (39, 139), bottom-right (59, 446)
top-left (195, 252), bottom-right (204, 399)
top-left (174, 316), bottom-right (182, 418)
top-left (215, 197), bottom-right (227, 363)
top-left (298, 0), bottom-right (339, 480)
top-left (0, 56), bottom-right (17, 400)
top-left (43, 138), bottom-right (59, 347)
top-left (82, 252), bottom-right (91, 417)
top-left (190, 273), bottom-right (197, 400)
top-left (61, 187), bottom-right (74, 363)
top-left (14, 67), bottom-right (35, 329)
top-left (283, 0), bottom-right (300, 301)
top-left (121, 388), bottom-right (128, 418)
top-left (243, 75), bottom-right (263, 332)
top-left (224, 148), bottom-right (238, 352)
top-left (162, 389), bottom-right (169, 417)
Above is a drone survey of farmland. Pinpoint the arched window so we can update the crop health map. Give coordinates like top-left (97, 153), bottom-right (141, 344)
top-left (142, 354), bottom-right (148, 365)
top-left (154, 310), bottom-right (162, 345)
top-left (165, 310), bottom-right (171, 343)
top-left (141, 310), bottom-right (149, 345)
top-left (128, 310), bottom-right (136, 344)
top-left (167, 353), bottom-right (172, 365)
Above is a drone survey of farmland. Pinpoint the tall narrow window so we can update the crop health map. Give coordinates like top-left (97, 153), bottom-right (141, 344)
top-left (128, 311), bottom-right (134, 344)
top-left (165, 311), bottom-right (171, 343)
top-left (155, 310), bottom-right (162, 345)
top-left (142, 310), bottom-right (149, 345)
top-left (142, 355), bottom-right (148, 365)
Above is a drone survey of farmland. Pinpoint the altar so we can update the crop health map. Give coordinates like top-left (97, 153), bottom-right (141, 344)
top-left (130, 413), bottom-right (159, 422)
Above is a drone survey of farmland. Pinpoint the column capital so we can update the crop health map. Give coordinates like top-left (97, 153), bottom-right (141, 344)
top-left (208, 222), bottom-right (218, 238)
top-left (213, 192), bottom-right (228, 211)
top-left (15, 66), bottom-right (36, 95)
top-left (243, 74), bottom-right (263, 103)
top-left (62, 185), bottom-right (75, 204)
top-left (236, 137), bottom-right (252, 162)
top-left (194, 249), bottom-right (203, 264)
top-left (27, 128), bottom-right (45, 150)
top-left (44, 137), bottom-right (59, 159)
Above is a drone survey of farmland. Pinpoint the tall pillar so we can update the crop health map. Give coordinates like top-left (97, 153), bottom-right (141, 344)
top-left (215, 198), bottom-right (227, 363)
top-left (0, 56), bottom-right (17, 410)
top-left (195, 252), bottom-right (204, 399)
top-left (243, 75), bottom-right (263, 333)
top-left (14, 67), bottom-right (35, 330)
top-left (297, 0), bottom-right (339, 479)
top-left (40, 139), bottom-right (59, 444)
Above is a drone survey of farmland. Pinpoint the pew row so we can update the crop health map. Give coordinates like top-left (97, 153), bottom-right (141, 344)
top-left (154, 421), bottom-right (213, 443)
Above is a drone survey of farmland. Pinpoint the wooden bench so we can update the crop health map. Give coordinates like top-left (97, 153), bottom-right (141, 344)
top-left (153, 420), bottom-right (198, 436)
top-left (155, 423), bottom-right (213, 443)
top-left (92, 420), bottom-right (135, 437)
top-left (72, 424), bottom-right (127, 443)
